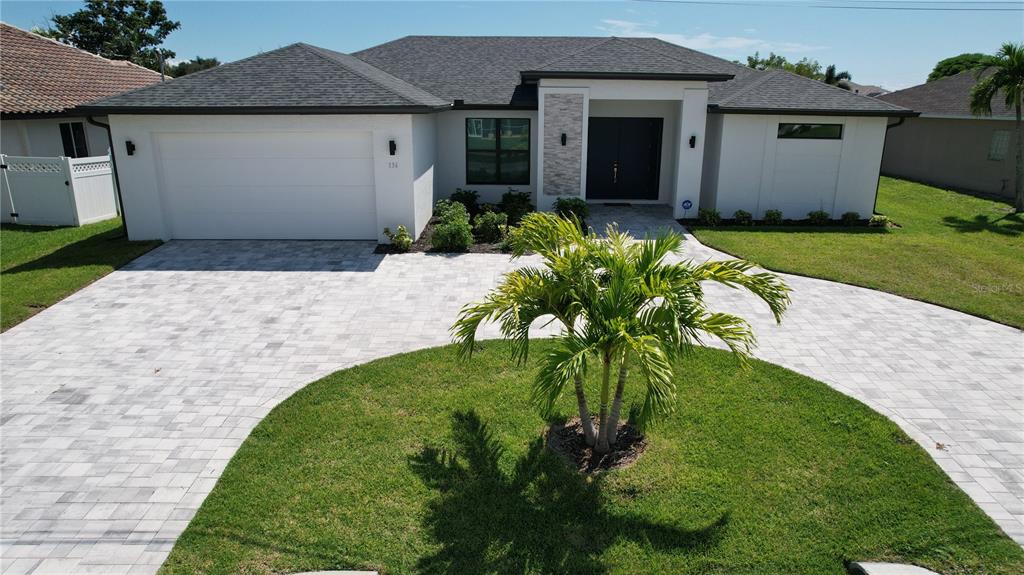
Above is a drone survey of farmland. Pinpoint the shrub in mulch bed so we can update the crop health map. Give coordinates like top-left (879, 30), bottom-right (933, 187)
top-left (546, 417), bottom-right (648, 474)
top-left (376, 217), bottom-right (511, 254)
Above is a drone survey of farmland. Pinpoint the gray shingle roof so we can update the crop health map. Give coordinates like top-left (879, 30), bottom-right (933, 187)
top-left (710, 69), bottom-right (913, 116)
top-left (81, 42), bottom-right (449, 113)
top-left (524, 37), bottom-right (729, 79)
top-left (877, 69), bottom-right (1013, 118)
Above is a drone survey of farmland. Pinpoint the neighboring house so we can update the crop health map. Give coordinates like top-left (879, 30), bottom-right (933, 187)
top-left (79, 36), bottom-right (913, 242)
top-left (0, 22), bottom-right (161, 158)
top-left (839, 80), bottom-right (888, 97)
top-left (878, 70), bottom-right (1017, 199)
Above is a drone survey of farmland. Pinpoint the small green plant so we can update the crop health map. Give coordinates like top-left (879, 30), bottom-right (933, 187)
top-left (868, 214), bottom-right (891, 228)
top-left (498, 223), bottom-right (523, 252)
top-left (434, 199), bottom-right (468, 222)
top-left (474, 211), bottom-right (508, 243)
top-left (733, 210), bottom-right (753, 226)
top-left (807, 210), bottom-right (831, 225)
top-left (383, 225), bottom-right (413, 252)
top-left (699, 208), bottom-right (721, 226)
top-left (553, 197), bottom-right (589, 230)
top-left (450, 188), bottom-right (480, 215)
top-left (432, 199), bottom-right (474, 251)
top-left (763, 209), bottom-right (783, 225)
top-left (500, 189), bottom-right (534, 225)
top-left (841, 211), bottom-right (861, 226)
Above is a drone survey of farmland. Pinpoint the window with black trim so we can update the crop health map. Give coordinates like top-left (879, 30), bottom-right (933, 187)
top-left (777, 123), bottom-right (843, 140)
top-left (59, 122), bottom-right (90, 157)
top-left (466, 118), bottom-right (530, 184)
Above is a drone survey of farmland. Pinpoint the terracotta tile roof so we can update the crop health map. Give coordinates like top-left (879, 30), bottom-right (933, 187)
top-left (1, 22), bottom-right (162, 115)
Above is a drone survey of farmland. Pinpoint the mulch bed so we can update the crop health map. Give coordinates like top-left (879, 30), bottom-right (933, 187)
top-left (375, 217), bottom-right (508, 254)
top-left (547, 417), bottom-right (648, 474)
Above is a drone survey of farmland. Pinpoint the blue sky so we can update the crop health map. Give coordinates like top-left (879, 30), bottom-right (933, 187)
top-left (3, 1), bottom-right (1021, 90)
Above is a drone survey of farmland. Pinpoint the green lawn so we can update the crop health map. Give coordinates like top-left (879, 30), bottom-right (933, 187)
top-left (690, 178), bottom-right (1024, 328)
top-left (0, 218), bottom-right (160, 331)
top-left (160, 341), bottom-right (1023, 575)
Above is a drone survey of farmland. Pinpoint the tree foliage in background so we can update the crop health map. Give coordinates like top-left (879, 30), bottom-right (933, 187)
top-left (929, 53), bottom-right (999, 82)
top-left (168, 56), bottom-right (220, 77)
top-left (38, 0), bottom-right (180, 71)
top-left (970, 42), bottom-right (1024, 212)
top-left (743, 52), bottom-right (851, 89)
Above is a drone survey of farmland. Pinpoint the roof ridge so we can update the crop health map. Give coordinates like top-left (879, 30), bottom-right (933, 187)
top-left (615, 37), bottom-right (717, 74)
top-left (300, 44), bottom-right (446, 106)
top-left (528, 36), bottom-right (616, 71)
top-left (714, 70), bottom-right (778, 105)
top-left (1, 21), bottom-right (161, 77)
top-left (642, 37), bottom-right (751, 75)
top-left (771, 68), bottom-right (909, 110)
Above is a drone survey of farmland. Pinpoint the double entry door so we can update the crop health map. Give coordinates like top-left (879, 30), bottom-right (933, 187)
top-left (585, 117), bottom-right (663, 201)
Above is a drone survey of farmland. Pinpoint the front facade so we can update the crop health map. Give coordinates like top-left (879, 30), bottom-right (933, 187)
top-left (878, 70), bottom-right (1017, 199)
top-left (80, 37), bottom-right (913, 242)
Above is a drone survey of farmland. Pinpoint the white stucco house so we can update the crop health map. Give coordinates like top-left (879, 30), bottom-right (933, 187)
top-left (78, 36), bottom-right (916, 241)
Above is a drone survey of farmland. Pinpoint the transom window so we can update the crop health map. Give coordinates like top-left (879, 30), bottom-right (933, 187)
top-left (777, 123), bottom-right (843, 140)
top-left (59, 122), bottom-right (90, 158)
top-left (466, 118), bottom-right (530, 185)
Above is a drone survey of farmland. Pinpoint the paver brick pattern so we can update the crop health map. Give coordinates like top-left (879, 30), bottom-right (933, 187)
top-left (1, 205), bottom-right (1021, 574)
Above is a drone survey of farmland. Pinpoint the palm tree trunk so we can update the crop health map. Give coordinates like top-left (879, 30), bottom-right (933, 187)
top-left (603, 358), bottom-right (629, 449)
top-left (595, 351), bottom-right (612, 454)
top-left (574, 373), bottom-right (597, 447)
top-left (1015, 101), bottom-right (1023, 212)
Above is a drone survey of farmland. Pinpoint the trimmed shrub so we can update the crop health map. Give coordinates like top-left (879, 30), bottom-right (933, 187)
top-left (763, 209), bottom-right (783, 225)
top-left (554, 197), bottom-right (589, 229)
top-left (868, 214), bottom-right (890, 228)
top-left (500, 189), bottom-right (534, 225)
top-left (432, 199), bottom-right (474, 251)
top-left (450, 188), bottom-right (480, 215)
top-left (434, 199), bottom-right (468, 222)
top-left (699, 208), bottom-right (721, 226)
top-left (807, 210), bottom-right (830, 225)
top-left (474, 211), bottom-right (508, 243)
top-left (383, 225), bottom-right (413, 252)
top-left (733, 209), bottom-right (753, 226)
top-left (841, 211), bottom-right (861, 226)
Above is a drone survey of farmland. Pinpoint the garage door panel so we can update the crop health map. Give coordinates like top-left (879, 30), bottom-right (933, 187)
top-left (164, 158), bottom-right (374, 188)
top-left (158, 131), bottom-right (373, 160)
top-left (156, 131), bottom-right (377, 239)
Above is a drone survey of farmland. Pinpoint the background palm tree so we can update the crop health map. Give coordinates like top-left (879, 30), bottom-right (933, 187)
top-left (970, 42), bottom-right (1024, 212)
top-left (452, 214), bottom-right (790, 455)
top-left (824, 64), bottom-right (852, 89)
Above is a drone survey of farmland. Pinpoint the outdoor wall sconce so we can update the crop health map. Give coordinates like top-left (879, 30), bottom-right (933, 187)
top-left (388, 139), bottom-right (397, 156)
top-left (689, 135), bottom-right (697, 149)
top-left (125, 140), bottom-right (136, 156)
top-left (561, 133), bottom-right (567, 146)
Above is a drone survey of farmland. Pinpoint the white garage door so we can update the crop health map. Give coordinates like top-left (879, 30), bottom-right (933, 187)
top-left (156, 131), bottom-right (377, 239)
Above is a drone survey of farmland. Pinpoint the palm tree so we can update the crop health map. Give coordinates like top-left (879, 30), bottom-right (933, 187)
top-left (452, 213), bottom-right (791, 455)
top-left (824, 64), bottom-right (852, 88)
top-left (970, 42), bottom-right (1024, 212)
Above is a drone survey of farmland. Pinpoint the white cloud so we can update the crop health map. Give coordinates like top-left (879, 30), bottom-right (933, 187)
top-left (596, 19), bottom-right (825, 55)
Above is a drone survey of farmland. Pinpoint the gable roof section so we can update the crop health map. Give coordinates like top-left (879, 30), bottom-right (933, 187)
top-left (709, 70), bottom-right (915, 116)
top-left (877, 70), bottom-right (1013, 119)
top-left (0, 22), bottom-right (161, 116)
top-left (521, 37), bottom-right (733, 81)
top-left (81, 43), bottom-right (449, 114)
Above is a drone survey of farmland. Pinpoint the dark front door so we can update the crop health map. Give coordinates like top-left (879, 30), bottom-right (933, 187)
top-left (586, 117), bottom-right (663, 201)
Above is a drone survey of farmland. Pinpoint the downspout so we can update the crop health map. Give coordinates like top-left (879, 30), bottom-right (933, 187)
top-left (87, 116), bottom-right (129, 238)
top-left (873, 116), bottom-right (908, 215)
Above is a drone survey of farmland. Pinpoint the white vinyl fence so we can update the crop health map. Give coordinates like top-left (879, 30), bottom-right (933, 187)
top-left (1, 154), bottom-right (119, 227)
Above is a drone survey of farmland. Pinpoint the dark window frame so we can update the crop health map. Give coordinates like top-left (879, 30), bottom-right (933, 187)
top-left (59, 121), bottom-right (90, 158)
top-left (465, 118), bottom-right (531, 185)
top-left (777, 123), bottom-right (843, 140)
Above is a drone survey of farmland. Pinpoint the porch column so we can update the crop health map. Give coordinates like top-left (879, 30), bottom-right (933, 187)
top-left (537, 87), bottom-right (589, 211)
top-left (673, 87), bottom-right (708, 219)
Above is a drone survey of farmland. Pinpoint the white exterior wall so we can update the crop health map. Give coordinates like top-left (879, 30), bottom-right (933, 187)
top-left (434, 108), bottom-right (538, 205)
top-left (108, 114), bottom-right (420, 242)
top-left (708, 114), bottom-right (886, 219)
top-left (410, 113), bottom-right (436, 237)
top-left (0, 117), bottom-right (110, 158)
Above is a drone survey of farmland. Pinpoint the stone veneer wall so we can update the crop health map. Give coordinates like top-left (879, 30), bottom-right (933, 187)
top-left (542, 93), bottom-right (584, 196)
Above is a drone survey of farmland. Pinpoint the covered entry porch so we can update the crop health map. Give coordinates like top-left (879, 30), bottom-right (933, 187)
top-left (535, 78), bottom-right (709, 219)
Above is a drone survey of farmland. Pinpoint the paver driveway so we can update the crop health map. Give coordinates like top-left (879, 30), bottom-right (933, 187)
top-left (2, 206), bottom-right (1022, 574)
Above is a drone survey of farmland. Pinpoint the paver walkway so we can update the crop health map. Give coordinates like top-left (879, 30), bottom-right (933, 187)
top-left (1, 206), bottom-right (1022, 574)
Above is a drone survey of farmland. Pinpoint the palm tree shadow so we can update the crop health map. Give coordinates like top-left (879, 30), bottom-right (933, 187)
top-left (409, 410), bottom-right (728, 575)
top-left (942, 212), bottom-right (1023, 236)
